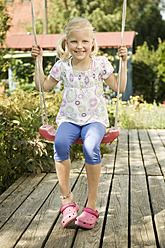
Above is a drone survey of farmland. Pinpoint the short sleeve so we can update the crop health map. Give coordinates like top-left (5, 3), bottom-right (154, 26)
top-left (49, 60), bottom-right (62, 81)
top-left (100, 56), bottom-right (114, 79)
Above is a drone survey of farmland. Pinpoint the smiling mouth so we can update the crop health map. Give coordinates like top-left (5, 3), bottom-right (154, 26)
top-left (75, 51), bottom-right (85, 54)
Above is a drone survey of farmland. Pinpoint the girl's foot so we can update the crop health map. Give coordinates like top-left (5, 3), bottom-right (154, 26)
top-left (86, 199), bottom-right (96, 211)
top-left (61, 202), bottom-right (79, 227)
top-left (75, 207), bottom-right (99, 229)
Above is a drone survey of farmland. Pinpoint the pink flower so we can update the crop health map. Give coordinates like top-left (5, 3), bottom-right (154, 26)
top-left (85, 76), bottom-right (89, 85)
top-left (69, 73), bottom-right (74, 82)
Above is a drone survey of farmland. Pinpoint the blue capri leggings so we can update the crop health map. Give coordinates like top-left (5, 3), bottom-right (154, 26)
top-left (54, 122), bottom-right (106, 165)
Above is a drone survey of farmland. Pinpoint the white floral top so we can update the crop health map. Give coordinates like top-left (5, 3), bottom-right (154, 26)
top-left (50, 56), bottom-right (114, 127)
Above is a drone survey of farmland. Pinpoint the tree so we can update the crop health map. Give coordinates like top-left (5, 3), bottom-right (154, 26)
top-left (0, 0), bottom-right (11, 80)
top-left (132, 42), bottom-right (158, 103)
top-left (156, 39), bottom-right (165, 102)
top-left (135, 4), bottom-right (165, 49)
top-left (73, 0), bottom-right (165, 32)
top-left (132, 40), bottom-right (165, 103)
top-left (26, 0), bottom-right (165, 40)
top-left (48, 0), bottom-right (76, 34)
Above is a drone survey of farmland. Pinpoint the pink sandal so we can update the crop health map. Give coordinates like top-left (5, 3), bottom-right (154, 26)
top-left (60, 202), bottom-right (79, 227)
top-left (75, 207), bottom-right (99, 229)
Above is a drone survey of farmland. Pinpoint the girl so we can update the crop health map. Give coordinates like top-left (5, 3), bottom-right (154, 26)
top-left (31, 17), bottom-right (127, 229)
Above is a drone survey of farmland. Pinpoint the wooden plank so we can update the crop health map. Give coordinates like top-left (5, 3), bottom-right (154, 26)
top-left (72, 174), bottom-right (112, 248)
top-left (115, 129), bottom-right (129, 175)
top-left (129, 129), bottom-right (145, 175)
top-left (101, 145), bottom-right (116, 174)
top-left (14, 173), bottom-right (80, 248)
top-left (71, 159), bottom-right (85, 173)
top-left (138, 130), bottom-right (161, 176)
top-left (44, 174), bottom-right (89, 248)
top-left (50, 159), bottom-right (85, 174)
top-left (102, 175), bottom-right (129, 248)
top-left (157, 129), bottom-right (165, 146)
top-left (131, 175), bottom-right (157, 247)
top-left (0, 173), bottom-right (46, 228)
top-left (148, 129), bottom-right (165, 175)
top-left (148, 176), bottom-right (165, 248)
top-left (0, 174), bottom-right (29, 204)
top-left (0, 173), bottom-right (58, 248)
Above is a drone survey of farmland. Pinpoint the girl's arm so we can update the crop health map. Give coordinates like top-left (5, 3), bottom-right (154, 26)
top-left (105, 46), bottom-right (127, 93)
top-left (31, 45), bottom-right (58, 91)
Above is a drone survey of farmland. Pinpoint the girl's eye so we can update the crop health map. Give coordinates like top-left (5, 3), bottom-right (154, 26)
top-left (83, 40), bottom-right (88, 43)
top-left (71, 40), bottom-right (77, 43)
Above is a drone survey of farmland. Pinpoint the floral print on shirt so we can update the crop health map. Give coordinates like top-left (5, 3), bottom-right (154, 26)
top-left (50, 56), bottom-right (114, 127)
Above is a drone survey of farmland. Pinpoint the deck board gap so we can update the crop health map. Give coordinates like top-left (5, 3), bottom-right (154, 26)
top-left (99, 139), bottom-right (119, 248)
top-left (147, 130), bottom-right (164, 177)
top-left (43, 172), bottom-right (87, 248)
top-left (0, 173), bottom-right (48, 230)
top-left (128, 131), bottom-right (131, 248)
top-left (13, 181), bottom-right (59, 248)
top-left (138, 130), bottom-right (160, 248)
top-left (0, 174), bottom-right (29, 204)
top-left (145, 176), bottom-right (161, 248)
top-left (69, 198), bottom-right (88, 248)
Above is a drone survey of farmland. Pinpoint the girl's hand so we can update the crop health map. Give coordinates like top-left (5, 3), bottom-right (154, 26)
top-left (31, 45), bottom-right (43, 59)
top-left (118, 46), bottom-right (127, 61)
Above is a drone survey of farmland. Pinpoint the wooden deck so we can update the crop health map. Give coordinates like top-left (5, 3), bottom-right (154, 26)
top-left (0, 129), bottom-right (165, 248)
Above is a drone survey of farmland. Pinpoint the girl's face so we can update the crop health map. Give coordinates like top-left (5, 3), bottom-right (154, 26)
top-left (66, 29), bottom-right (94, 62)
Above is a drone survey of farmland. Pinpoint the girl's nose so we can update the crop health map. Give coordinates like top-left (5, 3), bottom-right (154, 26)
top-left (77, 42), bottom-right (83, 48)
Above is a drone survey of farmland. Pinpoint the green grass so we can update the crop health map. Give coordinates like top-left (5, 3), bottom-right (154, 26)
top-left (108, 96), bottom-right (165, 129)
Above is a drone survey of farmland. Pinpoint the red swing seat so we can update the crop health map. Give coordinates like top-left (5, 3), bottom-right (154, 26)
top-left (39, 125), bottom-right (121, 144)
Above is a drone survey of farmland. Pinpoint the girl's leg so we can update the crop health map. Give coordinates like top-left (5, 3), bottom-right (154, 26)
top-left (55, 159), bottom-right (73, 205)
top-left (85, 162), bottom-right (101, 210)
top-left (81, 122), bottom-right (106, 210)
top-left (54, 122), bottom-right (81, 205)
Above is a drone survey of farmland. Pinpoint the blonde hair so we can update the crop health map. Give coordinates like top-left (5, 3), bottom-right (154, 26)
top-left (56, 17), bottom-right (98, 60)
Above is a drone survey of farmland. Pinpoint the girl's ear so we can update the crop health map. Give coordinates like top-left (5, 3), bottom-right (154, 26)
top-left (91, 38), bottom-right (95, 52)
top-left (65, 39), bottom-right (68, 47)
top-left (92, 38), bottom-right (95, 46)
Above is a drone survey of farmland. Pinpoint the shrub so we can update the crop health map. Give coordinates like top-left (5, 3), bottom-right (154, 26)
top-left (133, 40), bottom-right (165, 103)
top-left (132, 42), bottom-right (158, 103)
top-left (0, 90), bottom-right (60, 194)
top-left (0, 89), bottom-right (87, 194)
top-left (156, 39), bottom-right (165, 102)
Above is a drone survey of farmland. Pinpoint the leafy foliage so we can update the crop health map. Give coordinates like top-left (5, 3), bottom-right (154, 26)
top-left (0, 0), bottom-right (11, 80)
top-left (157, 39), bottom-right (165, 82)
top-left (156, 39), bottom-right (165, 101)
top-left (135, 4), bottom-right (165, 49)
top-left (0, 90), bottom-right (58, 194)
top-left (0, 89), bottom-right (86, 194)
top-left (0, 0), bottom-right (11, 45)
top-left (132, 40), bottom-right (165, 103)
top-left (12, 59), bottom-right (35, 84)
top-left (26, 0), bottom-right (165, 41)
